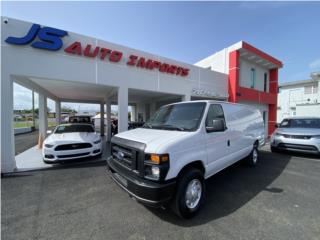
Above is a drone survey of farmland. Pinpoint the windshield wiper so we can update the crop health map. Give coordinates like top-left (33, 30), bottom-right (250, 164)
top-left (143, 123), bottom-right (153, 129)
top-left (158, 124), bottom-right (185, 131)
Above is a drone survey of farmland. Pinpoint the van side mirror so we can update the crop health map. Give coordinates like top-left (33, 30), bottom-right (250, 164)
top-left (206, 119), bottom-right (226, 133)
top-left (274, 123), bottom-right (279, 128)
top-left (46, 130), bottom-right (52, 134)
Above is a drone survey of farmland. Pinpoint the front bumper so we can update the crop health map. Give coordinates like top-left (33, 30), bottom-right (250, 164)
top-left (271, 135), bottom-right (320, 154)
top-left (42, 143), bottom-right (102, 162)
top-left (107, 156), bottom-right (176, 207)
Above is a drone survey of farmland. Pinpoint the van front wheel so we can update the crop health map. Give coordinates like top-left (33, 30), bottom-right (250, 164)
top-left (171, 168), bottom-right (205, 218)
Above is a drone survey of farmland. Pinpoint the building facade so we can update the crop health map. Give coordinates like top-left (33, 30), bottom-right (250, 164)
top-left (1, 17), bottom-right (282, 173)
top-left (277, 72), bottom-right (320, 122)
top-left (196, 41), bottom-right (283, 136)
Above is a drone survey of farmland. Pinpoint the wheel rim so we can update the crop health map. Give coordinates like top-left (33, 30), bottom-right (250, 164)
top-left (185, 179), bottom-right (202, 209)
top-left (253, 148), bottom-right (258, 163)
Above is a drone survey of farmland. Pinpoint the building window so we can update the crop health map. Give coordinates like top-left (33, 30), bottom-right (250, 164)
top-left (305, 86), bottom-right (312, 94)
top-left (263, 73), bottom-right (268, 92)
top-left (250, 68), bottom-right (256, 88)
top-left (304, 84), bottom-right (318, 94)
top-left (314, 85), bottom-right (318, 93)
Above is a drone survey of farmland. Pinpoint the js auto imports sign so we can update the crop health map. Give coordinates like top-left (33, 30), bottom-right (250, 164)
top-left (5, 23), bottom-right (190, 77)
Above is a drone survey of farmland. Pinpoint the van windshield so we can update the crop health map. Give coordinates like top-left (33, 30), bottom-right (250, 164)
top-left (143, 102), bottom-right (206, 131)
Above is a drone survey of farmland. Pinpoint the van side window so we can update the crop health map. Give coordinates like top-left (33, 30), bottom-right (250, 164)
top-left (206, 104), bottom-right (226, 127)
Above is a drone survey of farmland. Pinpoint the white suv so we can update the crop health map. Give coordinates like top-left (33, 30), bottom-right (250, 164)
top-left (107, 101), bottom-right (265, 218)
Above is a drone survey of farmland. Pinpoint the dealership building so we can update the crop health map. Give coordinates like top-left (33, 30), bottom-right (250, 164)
top-left (1, 17), bottom-right (283, 173)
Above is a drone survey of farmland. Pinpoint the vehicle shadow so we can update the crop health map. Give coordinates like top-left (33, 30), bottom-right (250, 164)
top-left (275, 150), bottom-right (320, 160)
top-left (146, 150), bottom-right (292, 226)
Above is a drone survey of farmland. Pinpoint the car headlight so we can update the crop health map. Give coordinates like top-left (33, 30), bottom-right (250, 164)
top-left (275, 132), bottom-right (283, 136)
top-left (144, 154), bottom-right (169, 181)
top-left (94, 139), bottom-right (101, 144)
top-left (44, 144), bottom-right (54, 148)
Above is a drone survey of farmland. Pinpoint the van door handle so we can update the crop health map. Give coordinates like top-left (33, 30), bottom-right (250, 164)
top-left (227, 140), bottom-right (230, 147)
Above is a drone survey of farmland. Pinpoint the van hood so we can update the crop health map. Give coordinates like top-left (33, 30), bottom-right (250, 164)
top-left (277, 128), bottom-right (320, 136)
top-left (113, 128), bottom-right (193, 153)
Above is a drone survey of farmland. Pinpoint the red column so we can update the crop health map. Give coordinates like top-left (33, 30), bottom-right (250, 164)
top-left (228, 50), bottom-right (239, 103)
top-left (268, 68), bottom-right (278, 136)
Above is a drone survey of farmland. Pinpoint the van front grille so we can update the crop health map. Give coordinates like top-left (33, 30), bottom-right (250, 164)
top-left (112, 144), bottom-right (137, 170)
top-left (110, 137), bottom-right (146, 176)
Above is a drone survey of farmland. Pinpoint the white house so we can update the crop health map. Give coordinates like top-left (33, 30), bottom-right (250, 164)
top-left (277, 72), bottom-right (320, 122)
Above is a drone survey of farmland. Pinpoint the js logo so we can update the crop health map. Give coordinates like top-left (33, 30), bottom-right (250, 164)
top-left (5, 24), bottom-right (68, 51)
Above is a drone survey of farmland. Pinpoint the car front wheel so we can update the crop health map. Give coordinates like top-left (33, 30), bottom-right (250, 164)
top-left (271, 146), bottom-right (279, 153)
top-left (171, 168), bottom-right (205, 218)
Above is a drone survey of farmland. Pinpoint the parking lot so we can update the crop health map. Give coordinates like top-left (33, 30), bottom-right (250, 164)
top-left (14, 130), bottom-right (39, 155)
top-left (2, 148), bottom-right (320, 240)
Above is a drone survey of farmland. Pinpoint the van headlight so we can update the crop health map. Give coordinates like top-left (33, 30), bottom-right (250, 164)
top-left (312, 135), bottom-right (320, 139)
top-left (144, 154), bottom-right (169, 181)
top-left (151, 166), bottom-right (160, 178)
top-left (44, 144), bottom-right (54, 148)
top-left (94, 139), bottom-right (101, 144)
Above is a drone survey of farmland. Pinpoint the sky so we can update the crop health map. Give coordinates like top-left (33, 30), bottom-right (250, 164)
top-left (2, 1), bottom-right (320, 110)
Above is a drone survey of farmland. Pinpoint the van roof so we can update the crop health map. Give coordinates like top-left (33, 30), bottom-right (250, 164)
top-left (166, 100), bottom-right (252, 108)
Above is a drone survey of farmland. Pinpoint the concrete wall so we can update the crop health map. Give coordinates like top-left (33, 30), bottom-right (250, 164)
top-left (195, 42), bottom-right (241, 74)
top-left (296, 104), bottom-right (320, 116)
top-left (14, 127), bottom-right (32, 135)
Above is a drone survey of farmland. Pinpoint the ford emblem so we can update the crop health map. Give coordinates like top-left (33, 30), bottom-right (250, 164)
top-left (116, 151), bottom-right (125, 160)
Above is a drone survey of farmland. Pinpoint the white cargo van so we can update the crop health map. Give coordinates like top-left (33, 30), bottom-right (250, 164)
top-left (107, 101), bottom-right (265, 218)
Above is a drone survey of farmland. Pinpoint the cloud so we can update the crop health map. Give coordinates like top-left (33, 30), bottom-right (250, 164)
top-left (309, 59), bottom-right (320, 69)
top-left (14, 83), bottom-right (33, 110)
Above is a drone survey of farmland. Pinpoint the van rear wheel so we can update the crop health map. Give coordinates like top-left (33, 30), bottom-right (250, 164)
top-left (171, 168), bottom-right (205, 218)
top-left (246, 143), bottom-right (259, 167)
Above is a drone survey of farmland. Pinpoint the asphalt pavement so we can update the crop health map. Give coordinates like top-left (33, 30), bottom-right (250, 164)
top-left (14, 130), bottom-right (39, 155)
top-left (2, 148), bottom-right (320, 240)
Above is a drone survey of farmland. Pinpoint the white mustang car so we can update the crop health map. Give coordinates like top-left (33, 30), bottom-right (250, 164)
top-left (42, 123), bottom-right (102, 163)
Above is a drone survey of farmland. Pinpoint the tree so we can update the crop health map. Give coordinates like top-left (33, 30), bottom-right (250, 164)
top-left (61, 105), bottom-right (77, 113)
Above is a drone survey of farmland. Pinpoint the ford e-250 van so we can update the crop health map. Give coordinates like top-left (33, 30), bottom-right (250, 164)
top-left (107, 101), bottom-right (265, 218)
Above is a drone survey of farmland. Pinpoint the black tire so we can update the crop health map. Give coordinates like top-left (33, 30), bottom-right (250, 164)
top-left (270, 146), bottom-right (279, 153)
top-left (171, 168), bottom-right (205, 219)
top-left (43, 159), bottom-right (53, 164)
top-left (246, 143), bottom-right (259, 167)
